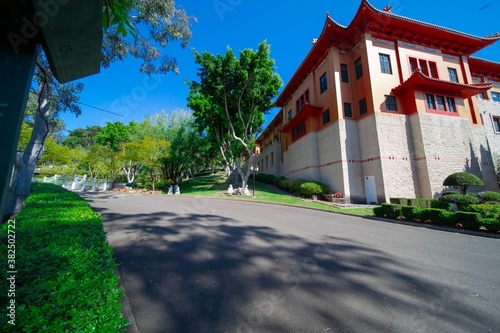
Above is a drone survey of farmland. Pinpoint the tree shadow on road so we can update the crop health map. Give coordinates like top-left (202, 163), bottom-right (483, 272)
top-left (95, 203), bottom-right (497, 333)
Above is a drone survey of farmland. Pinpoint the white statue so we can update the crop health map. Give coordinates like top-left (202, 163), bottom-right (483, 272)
top-left (227, 184), bottom-right (234, 195)
top-left (243, 185), bottom-right (250, 196)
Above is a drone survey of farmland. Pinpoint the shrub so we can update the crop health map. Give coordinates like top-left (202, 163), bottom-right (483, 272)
top-left (263, 174), bottom-right (276, 184)
top-left (430, 200), bottom-right (453, 211)
top-left (477, 191), bottom-right (500, 203)
top-left (255, 173), bottom-right (267, 182)
top-left (413, 208), bottom-right (427, 222)
top-left (311, 181), bottom-right (330, 195)
top-left (273, 176), bottom-right (287, 187)
top-left (291, 179), bottom-right (308, 194)
top-left (278, 179), bottom-right (294, 192)
top-left (401, 206), bottom-right (418, 220)
top-left (373, 206), bottom-right (384, 217)
top-left (0, 183), bottom-right (127, 331)
top-left (422, 208), bottom-right (453, 225)
top-left (455, 211), bottom-right (482, 229)
top-left (443, 172), bottom-right (484, 195)
top-left (439, 193), bottom-right (479, 209)
top-left (461, 203), bottom-right (500, 219)
top-left (390, 198), bottom-right (408, 206)
top-left (381, 203), bottom-right (402, 218)
top-left (480, 218), bottom-right (500, 232)
top-left (300, 182), bottom-right (323, 197)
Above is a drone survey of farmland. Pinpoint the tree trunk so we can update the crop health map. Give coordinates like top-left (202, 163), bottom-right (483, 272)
top-left (5, 83), bottom-right (50, 215)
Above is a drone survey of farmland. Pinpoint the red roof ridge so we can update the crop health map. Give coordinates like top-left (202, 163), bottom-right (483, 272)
top-left (469, 56), bottom-right (500, 66)
top-left (393, 69), bottom-right (493, 93)
top-left (363, 0), bottom-right (500, 42)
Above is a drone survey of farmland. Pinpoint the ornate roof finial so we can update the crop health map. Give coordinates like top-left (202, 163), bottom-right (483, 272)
top-left (383, 5), bottom-right (392, 12)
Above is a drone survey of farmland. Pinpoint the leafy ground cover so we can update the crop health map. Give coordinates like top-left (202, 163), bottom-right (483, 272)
top-left (179, 172), bottom-right (374, 216)
top-left (0, 183), bottom-right (127, 332)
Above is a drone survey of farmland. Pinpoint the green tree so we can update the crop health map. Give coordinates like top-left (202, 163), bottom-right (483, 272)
top-left (443, 172), bottom-right (484, 195)
top-left (102, 0), bottom-right (195, 74)
top-left (6, 59), bottom-right (84, 215)
top-left (88, 145), bottom-right (122, 188)
top-left (187, 41), bottom-right (282, 189)
top-left (5, 0), bottom-right (194, 216)
top-left (138, 137), bottom-right (170, 191)
top-left (62, 125), bottom-right (102, 149)
top-left (95, 121), bottom-right (136, 152)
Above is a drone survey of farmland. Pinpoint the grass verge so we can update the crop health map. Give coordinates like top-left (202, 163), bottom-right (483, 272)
top-left (0, 183), bottom-right (127, 332)
top-left (179, 172), bottom-right (374, 217)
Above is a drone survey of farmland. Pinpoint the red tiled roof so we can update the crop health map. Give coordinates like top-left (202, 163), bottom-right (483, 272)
top-left (274, 0), bottom-right (499, 107)
top-left (469, 57), bottom-right (500, 82)
top-left (392, 69), bottom-right (492, 98)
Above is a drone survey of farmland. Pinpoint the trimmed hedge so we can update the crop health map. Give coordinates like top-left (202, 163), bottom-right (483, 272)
top-left (291, 179), bottom-right (308, 194)
top-left (381, 203), bottom-right (402, 218)
top-left (477, 191), bottom-right (500, 203)
top-left (462, 203), bottom-right (500, 219)
top-left (438, 193), bottom-right (479, 209)
top-left (299, 182), bottom-right (323, 197)
top-left (480, 218), bottom-right (500, 232)
top-left (273, 176), bottom-right (287, 187)
top-left (278, 179), bottom-right (294, 192)
top-left (374, 201), bottom-right (500, 232)
top-left (455, 212), bottom-right (481, 229)
top-left (390, 198), bottom-right (408, 206)
top-left (0, 183), bottom-right (127, 331)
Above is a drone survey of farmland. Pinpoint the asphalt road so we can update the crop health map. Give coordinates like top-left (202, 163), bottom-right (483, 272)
top-left (82, 193), bottom-right (500, 333)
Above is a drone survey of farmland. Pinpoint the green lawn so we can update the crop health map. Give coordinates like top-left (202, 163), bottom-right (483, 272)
top-left (179, 172), bottom-right (374, 216)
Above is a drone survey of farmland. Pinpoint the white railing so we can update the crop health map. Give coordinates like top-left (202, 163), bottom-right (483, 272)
top-left (33, 174), bottom-right (111, 191)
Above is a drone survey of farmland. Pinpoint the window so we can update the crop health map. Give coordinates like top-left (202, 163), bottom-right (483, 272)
top-left (322, 109), bottom-right (330, 125)
top-left (379, 54), bottom-right (392, 74)
top-left (288, 109), bottom-right (292, 121)
top-left (271, 152), bottom-right (274, 166)
top-left (319, 72), bottom-right (328, 94)
top-left (355, 57), bottom-right (363, 79)
top-left (426, 93), bottom-right (458, 113)
top-left (295, 89), bottom-right (310, 112)
top-left (429, 62), bottom-right (438, 79)
top-left (409, 58), bottom-right (437, 78)
top-left (436, 95), bottom-right (446, 111)
top-left (419, 59), bottom-right (429, 76)
top-left (291, 122), bottom-right (306, 141)
top-left (426, 94), bottom-right (436, 109)
top-left (446, 97), bottom-right (457, 112)
top-left (344, 103), bottom-right (352, 117)
top-left (492, 92), bottom-right (500, 102)
top-left (359, 98), bottom-right (367, 115)
top-left (448, 68), bottom-right (459, 82)
top-left (385, 95), bottom-right (397, 111)
top-left (340, 64), bottom-right (349, 83)
top-left (493, 117), bottom-right (500, 132)
top-left (409, 57), bottom-right (418, 73)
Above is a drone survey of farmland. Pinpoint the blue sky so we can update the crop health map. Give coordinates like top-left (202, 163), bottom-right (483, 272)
top-left (60, 0), bottom-right (500, 132)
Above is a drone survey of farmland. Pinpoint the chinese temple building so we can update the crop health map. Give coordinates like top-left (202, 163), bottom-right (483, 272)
top-left (255, 0), bottom-right (500, 203)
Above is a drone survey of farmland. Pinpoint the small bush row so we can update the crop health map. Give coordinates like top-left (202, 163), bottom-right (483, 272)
top-left (373, 203), bottom-right (499, 232)
top-left (0, 183), bottom-right (127, 331)
top-left (254, 173), bottom-right (330, 198)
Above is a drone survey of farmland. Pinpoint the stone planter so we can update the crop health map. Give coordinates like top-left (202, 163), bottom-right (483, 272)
top-left (323, 194), bottom-right (346, 204)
